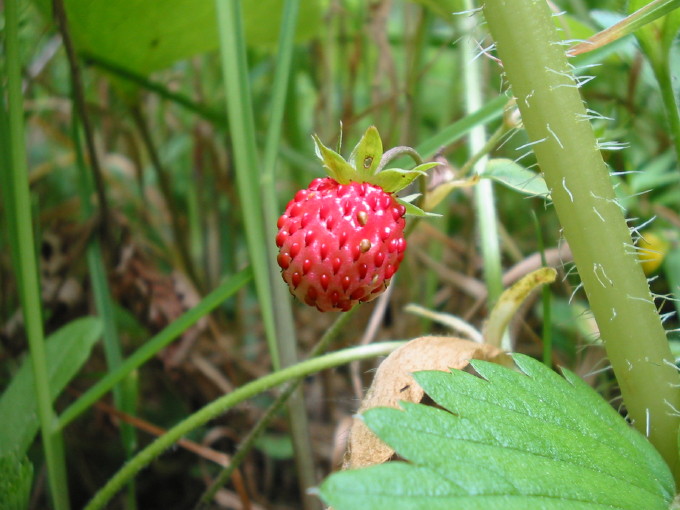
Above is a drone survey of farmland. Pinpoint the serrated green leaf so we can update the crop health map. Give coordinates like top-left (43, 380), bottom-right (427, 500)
top-left (0, 317), bottom-right (102, 457)
top-left (349, 126), bottom-right (383, 179)
top-left (319, 354), bottom-right (674, 509)
top-left (0, 453), bottom-right (33, 510)
top-left (483, 158), bottom-right (550, 198)
top-left (312, 134), bottom-right (355, 184)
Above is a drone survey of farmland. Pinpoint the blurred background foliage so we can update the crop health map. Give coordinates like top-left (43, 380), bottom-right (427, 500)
top-left (1, 0), bottom-right (679, 508)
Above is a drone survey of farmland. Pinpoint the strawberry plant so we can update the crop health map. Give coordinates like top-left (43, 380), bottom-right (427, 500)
top-left (2, 0), bottom-right (680, 509)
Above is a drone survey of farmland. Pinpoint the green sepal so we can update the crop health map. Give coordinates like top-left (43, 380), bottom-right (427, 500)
top-left (369, 169), bottom-right (425, 193)
top-left (349, 126), bottom-right (383, 179)
top-left (397, 197), bottom-right (442, 218)
top-left (370, 162), bottom-right (440, 193)
top-left (312, 134), bottom-right (355, 184)
top-left (399, 193), bottom-right (421, 204)
top-left (482, 158), bottom-right (550, 198)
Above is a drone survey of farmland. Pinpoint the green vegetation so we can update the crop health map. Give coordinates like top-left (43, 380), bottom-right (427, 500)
top-left (1, 0), bottom-right (679, 508)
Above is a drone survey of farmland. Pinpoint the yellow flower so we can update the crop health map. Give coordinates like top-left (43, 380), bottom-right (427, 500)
top-left (637, 232), bottom-right (669, 275)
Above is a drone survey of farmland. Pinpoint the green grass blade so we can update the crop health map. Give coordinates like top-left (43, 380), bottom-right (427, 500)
top-left (257, 0), bottom-right (319, 506)
top-left (569, 0), bottom-right (680, 56)
top-left (415, 94), bottom-right (507, 159)
top-left (215, 0), bottom-right (279, 368)
top-left (461, 0), bottom-right (504, 315)
top-left (57, 267), bottom-right (252, 430)
top-left (84, 54), bottom-right (227, 126)
top-left (72, 89), bottom-right (138, 505)
top-left (0, 318), bottom-right (102, 457)
top-left (83, 341), bottom-right (405, 510)
top-left (1, 2), bottom-right (70, 507)
top-left (0, 453), bottom-right (34, 510)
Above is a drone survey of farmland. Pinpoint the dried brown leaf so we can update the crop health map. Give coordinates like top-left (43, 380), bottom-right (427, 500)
top-left (344, 336), bottom-right (511, 469)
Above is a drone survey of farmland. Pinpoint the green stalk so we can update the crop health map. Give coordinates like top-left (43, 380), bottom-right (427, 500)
top-left (73, 120), bottom-right (138, 507)
top-left (195, 307), bottom-right (359, 508)
top-left (59, 0), bottom-right (139, 499)
top-left (215, 0), bottom-right (279, 368)
top-left (481, 0), bottom-right (680, 477)
top-left (651, 60), bottom-right (680, 162)
top-left (57, 267), bottom-right (251, 430)
top-left (2, 1), bottom-right (70, 508)
top-left (461, 1), bottom-right (504, 311)
top-left (532, 210), bottom-right (552, 367)
top-left (83, 341), bottom-right (405, 510)
top-left (258, 1), bottom-right (319, 508)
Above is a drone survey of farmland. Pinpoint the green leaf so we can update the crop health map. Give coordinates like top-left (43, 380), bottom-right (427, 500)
top-left (312, 134), bottom-right (355, 184)
top-left (397, 197), bottom-right (441, 218)
top-left (34, 0), bottom-right (326, 75)
top-left (349, 126), bottom-right (383, 179)
top-left (570, 0), bottom-right (680, 56)
top-left (370, 162), bottom-right (439, 193)
top-left (482, 268), bottom-right (556, 347)
top-left (254, 434), bottom-right (294, 460)
top-left (482, 158), bottom-right (550, 198)
top-left (0, 317), bottom-right (102, 457)
top-left (415, 95), bottom-right (507, 160)
top-left (319, 354), bottom-right (674, 509)
top-left (0, 453), bottom-right (33, 510)
top-left (370, 169), bottom-right (426, 193)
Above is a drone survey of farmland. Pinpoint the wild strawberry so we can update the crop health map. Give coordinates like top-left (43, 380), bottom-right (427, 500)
top-left (276, 126), bottom-right (438, 312)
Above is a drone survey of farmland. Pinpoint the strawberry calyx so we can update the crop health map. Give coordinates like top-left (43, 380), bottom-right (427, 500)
top-left (312, 127), bottom-right (439, 216)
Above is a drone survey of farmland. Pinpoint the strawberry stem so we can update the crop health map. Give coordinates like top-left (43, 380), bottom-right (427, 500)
top-left (377, 146), bottom-right (424, 171)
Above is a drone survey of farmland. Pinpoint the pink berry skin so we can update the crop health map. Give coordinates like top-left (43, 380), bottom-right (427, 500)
top-left (276, 177), bottom-right (407, 312)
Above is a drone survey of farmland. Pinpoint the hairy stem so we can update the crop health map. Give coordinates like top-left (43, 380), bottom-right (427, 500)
top-left (83, 342), bottom-right (405, 510)
top-left (481, 0), bottom-right (680, 477)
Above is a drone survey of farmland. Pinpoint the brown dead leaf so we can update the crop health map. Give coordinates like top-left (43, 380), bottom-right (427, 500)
top-left (344, 336), bottom-right (511, 469)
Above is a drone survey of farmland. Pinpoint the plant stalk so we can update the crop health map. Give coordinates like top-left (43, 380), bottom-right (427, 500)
top-left (195, 307), bottom-right (359, 508)
top-left (461, 1), bottom-right (505, 315)
top-left (57, 267), bottom-right (251, 429)
top-left (2, 1), bottom-right (70, 507)
top-left (260, 1), bottom-right (319, 507)
top-left (215, 2), bottom-right (318, 507)
top-left (481, 0), bottom-right (680, 478)
top-left (84, 341), bottom-right (405, 510)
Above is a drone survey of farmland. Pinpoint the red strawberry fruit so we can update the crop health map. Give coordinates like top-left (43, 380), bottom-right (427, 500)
top-left (276, 127), bottom-right (438, 312)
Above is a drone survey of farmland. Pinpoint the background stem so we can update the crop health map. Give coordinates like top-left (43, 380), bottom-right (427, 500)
top-left (460, 1), bottom-right (504, 321)
top-left (84, 342), bottom-right (405, 510)
top-left (215, 1), bottom-right (317, 507)
top-left (2, 1), bottom-right (70, 507)
top-left (480, 0), bottom-right (680, 477)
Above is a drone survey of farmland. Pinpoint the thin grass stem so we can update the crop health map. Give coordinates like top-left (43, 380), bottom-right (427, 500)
top-left (57, 267), bottom-right (251, 429)
top-left (83, 341), bottom-right (405, 510)
top-left (461, 0), bottom-right (505, 316)
top-left (2, 1), bottom-right (70, 507)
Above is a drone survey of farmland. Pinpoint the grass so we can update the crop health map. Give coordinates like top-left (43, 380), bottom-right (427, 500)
top-left (1, 0), bottom-right (679, 508)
